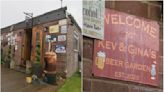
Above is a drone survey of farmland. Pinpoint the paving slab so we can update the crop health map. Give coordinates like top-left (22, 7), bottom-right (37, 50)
top-left (1, 65), bottom-right (63, 92)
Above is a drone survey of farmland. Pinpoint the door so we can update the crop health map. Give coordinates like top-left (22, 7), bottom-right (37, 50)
top-left (31, 26), bottom-right (44, 64)
top-left (73, 32), bottom-right (79, 71)
top-left (20, 29), bottom-right (33, 67)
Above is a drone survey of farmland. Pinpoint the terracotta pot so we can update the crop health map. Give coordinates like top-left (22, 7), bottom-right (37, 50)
top-left (44, 52), bottom-right (57, 72)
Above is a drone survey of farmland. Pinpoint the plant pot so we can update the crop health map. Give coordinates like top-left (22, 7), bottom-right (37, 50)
top-left (32, 63), bottom-right (43, 78)
top-left (26, 60), bottom-right (32, 74)
top-left (44, 52), bottom-right (57, 72)
top-left (26, 76), bottom-right (32, 84)
top-left (45, 73), bottom-right (57, 85)
top-left (10, 60), bottom-right (15, 69)
top-left (5, 59), bottom-right (10, 68)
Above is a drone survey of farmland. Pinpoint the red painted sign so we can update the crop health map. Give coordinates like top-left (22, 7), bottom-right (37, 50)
top-left (93, 9), bottom-right (159, 86)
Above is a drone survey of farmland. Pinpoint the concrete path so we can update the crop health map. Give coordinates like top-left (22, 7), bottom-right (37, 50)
top-left (1, 65), bottom-right (60, 92)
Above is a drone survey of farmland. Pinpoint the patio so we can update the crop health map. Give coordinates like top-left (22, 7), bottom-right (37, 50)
top-left (1, 65), bottom-right (62, 92)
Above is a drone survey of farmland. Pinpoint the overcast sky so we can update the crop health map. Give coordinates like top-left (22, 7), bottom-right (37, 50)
top-left (0, 0), bottom-right (82, 28)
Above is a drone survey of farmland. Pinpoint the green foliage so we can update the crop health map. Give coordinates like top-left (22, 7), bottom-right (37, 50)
top-left (8, 45), bottom-right (12, 59)
top-left (8, 50), bottom-right (11, 54)
top-left (35, 42), bottom-right (41, 64)
top-left (57, 72), bottom-right (81, 92)
top-left (1, 56), bottom-right (5, 64)
top-left (8, 55), bottom-right (11, 59)
top-left (36, 54), bottom-right (40, 61)
top-left (9, 45), bottom-right (11, 49)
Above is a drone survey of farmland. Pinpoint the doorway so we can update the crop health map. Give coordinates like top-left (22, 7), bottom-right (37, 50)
top-left (21, 28), bottom-right (32, 66)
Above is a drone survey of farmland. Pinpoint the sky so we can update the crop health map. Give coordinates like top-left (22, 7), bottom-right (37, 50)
top-left (0, 0), bottom-right (82, 28)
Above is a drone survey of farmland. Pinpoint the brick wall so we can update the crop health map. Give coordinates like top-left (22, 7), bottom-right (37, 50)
top-left (66, 18), bottom-right (82, 77)
top-left (66, 18), bottom-right (75, 77)
top-left (1, 17), bottom-right (82, 79)
top-left (45, 18), bottom-right (82, 78)
top-left (1, 29), bottom-right (25, 68)
top-left (83, 1), bottom-right (163, 92)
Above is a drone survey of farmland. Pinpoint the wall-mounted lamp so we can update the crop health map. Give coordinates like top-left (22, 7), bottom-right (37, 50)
top-left (44, 27), bottom-right (48, 32)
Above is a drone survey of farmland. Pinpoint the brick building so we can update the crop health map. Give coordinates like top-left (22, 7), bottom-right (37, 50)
top-left (83, 1), bottom-right (163, 92)
top-left (1, 7), bottom-right (82, 78)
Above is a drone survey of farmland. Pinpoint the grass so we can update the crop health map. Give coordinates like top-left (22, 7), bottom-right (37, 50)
top-left (57, 72), bottom-right (81, 92)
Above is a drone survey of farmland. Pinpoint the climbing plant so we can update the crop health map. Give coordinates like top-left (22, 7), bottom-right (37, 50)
top-left (35, 42), bottom-right (41, 64)
top-left (32, 32), bottom-right (43, 78)
top-left (6, 45), bottom-right (12, 67)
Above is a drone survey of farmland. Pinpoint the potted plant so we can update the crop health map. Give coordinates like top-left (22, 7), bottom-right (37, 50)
top-left (26, 60), bottom-right (32, 74)
top-left (32, 43), bottom-right (43, 78)
top-left (5, 45), bottom-right (11, 68)
top-left (10, 47), bottom-right (15, 69)
top-left (44, 51), bottom-right (57, 85)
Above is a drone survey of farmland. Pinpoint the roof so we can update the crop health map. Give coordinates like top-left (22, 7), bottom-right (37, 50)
top-left (1, 7), bottom-right (67, 33)
top-left (68, 14), bottom-right (81, 32)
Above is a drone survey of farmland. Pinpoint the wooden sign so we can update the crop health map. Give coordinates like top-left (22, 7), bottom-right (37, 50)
top-left (49, 25), bottom-right (59, 33)
top-left (93, 9), bottom-right (159, 86)
top-left (58, 35), bottom-right (66, 41)
top-left (83, 0), bottom-right (105, 40)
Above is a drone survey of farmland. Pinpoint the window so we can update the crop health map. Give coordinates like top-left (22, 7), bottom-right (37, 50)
top-left (73, 31), bottom-right (79, 50)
